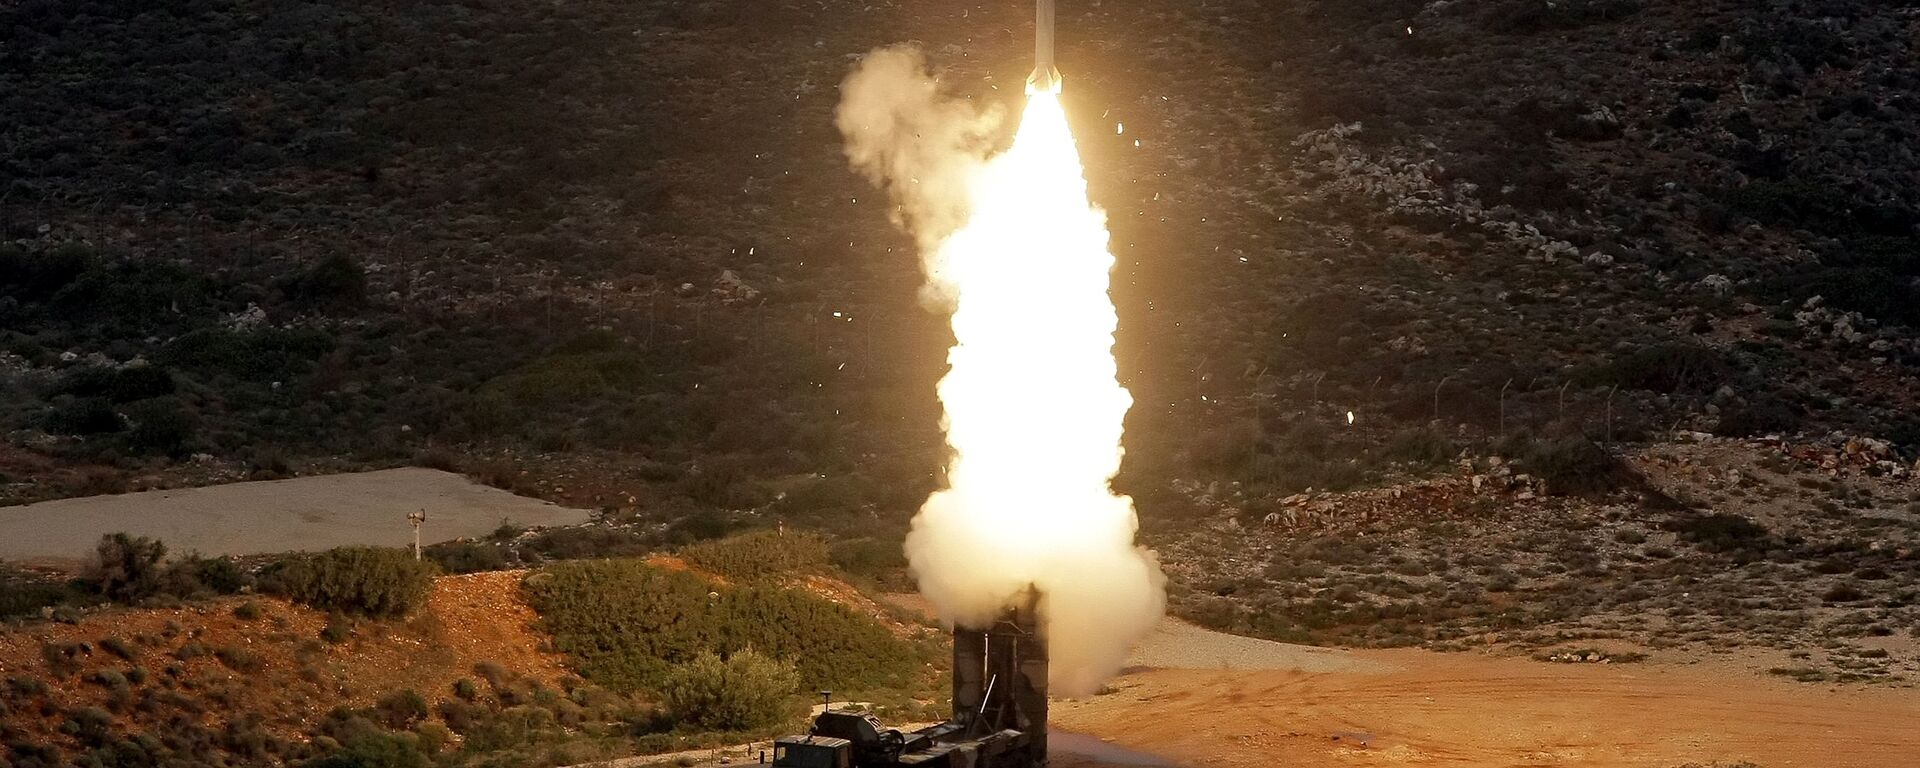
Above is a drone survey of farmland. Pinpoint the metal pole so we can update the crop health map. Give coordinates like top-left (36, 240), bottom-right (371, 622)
top-left (1498, 378), bottom-right (1514, 436)
top-left (1433, 376), bottom-right (1453, 423)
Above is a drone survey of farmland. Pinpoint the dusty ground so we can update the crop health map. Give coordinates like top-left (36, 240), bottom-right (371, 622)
top-left (1052, 621), bottom-right (1920, 768)
top-left (867, 601), bottom-right (1920, 768)
top-left (0, 468), bottom-right (591, 564)
top-left (0, 570), bottom-right (571, 751)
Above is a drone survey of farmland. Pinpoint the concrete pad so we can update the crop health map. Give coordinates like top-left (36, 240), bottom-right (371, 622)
top-left (0, 468), bottom-right (591, 563)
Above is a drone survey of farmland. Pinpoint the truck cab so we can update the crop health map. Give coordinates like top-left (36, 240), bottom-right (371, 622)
top-left (772, 736), bottom-right (852, 768)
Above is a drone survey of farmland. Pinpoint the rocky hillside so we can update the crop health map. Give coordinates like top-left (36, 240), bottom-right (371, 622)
top-left (3, 0), bottom-right (1918, 645)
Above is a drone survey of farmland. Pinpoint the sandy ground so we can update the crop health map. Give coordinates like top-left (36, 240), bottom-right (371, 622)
top-left (876, 597), bottom-right (1920, 768)
top-left (0, 467), bottom-right (590, 564)
top-left (1052, 621), bottom-right (1920, 768)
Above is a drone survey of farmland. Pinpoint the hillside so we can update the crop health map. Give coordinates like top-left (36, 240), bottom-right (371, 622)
top-left (4, 0), bottom-right (1920, 682)
top-left (0, 542), bottom-right (942, 768)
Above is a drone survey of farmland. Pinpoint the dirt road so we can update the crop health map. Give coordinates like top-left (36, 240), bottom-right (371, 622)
top-left (0, 467), bottom-right (590, 564)
top-left (1057, 627), bottom-right (1920, 768)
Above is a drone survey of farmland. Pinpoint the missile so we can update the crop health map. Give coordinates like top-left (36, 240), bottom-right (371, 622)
top-left (1026, 0), bottom-right (1062, 94)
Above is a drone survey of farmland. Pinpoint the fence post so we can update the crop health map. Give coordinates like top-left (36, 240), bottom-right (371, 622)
top-left (1605, 385), bottom-right (1620, 443)
top-left (1498, 378), bottom-right (1514, 436)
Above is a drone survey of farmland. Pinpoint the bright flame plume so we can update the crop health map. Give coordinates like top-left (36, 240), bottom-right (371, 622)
top-left (838, 52), bottom-right (1165, 697)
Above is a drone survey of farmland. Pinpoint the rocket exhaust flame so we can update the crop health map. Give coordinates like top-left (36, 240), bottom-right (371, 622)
top-left (837, 39), bottom-right (1165, 698)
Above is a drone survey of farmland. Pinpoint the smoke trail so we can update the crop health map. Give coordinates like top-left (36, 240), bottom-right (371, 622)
top-left (837, 46), bottom-right (1166, 697)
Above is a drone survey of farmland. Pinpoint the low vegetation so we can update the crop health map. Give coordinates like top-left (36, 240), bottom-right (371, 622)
top-left (658, 650), bottom-right (802, 731)
top-left (524, 558), bottom-right (925, 695)
top-left (261, 547), bottom-right (440, 617)
top-left (679, 529), bottom-right (831, 582)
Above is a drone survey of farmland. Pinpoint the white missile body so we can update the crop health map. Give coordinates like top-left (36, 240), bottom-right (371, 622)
top-left (1026, 0), bottom-right (1062, 94)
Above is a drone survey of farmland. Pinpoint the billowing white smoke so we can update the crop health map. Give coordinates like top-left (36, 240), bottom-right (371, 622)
top-left (837, 45), bottom-right (1166, 697)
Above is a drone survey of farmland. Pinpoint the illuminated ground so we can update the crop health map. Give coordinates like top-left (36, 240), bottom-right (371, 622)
top-left (1055, 621), bottom-right (1920, 768)
top-left (0, 468), bottom-right (589, 564)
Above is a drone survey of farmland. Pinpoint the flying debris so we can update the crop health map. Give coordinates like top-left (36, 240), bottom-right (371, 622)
top-left (1026, 0), bottom-right (1062, 94)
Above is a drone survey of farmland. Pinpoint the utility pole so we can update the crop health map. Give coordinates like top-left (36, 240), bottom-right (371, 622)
top-left (408, 510), bottom-right (427, 560)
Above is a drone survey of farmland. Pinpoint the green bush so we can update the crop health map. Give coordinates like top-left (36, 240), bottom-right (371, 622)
top-left (829, 538), bottom-right (908, 583)
top-left (161, 554), bottom-right (249, 597)
top-left (281, 254), bottom-right (369, 312)
top-left (305, 721), bottom-right (431, 768)
top-left (678, 530), bottom-right (830, 582)
top-left (123, 396), bottom-right (199, 457)
top-left (373, 689), bottom-right (430, 730)
top-left (215, 646), bottom-right (263, 673)
top-left (1521, 436), bottom-right (1632, 496)
top-left (658, 650), bottom-right (798, 731)
top-left (521, 527), bottom-right (651, 561)
top-left (1668, 513), bottom-right (1772, 557)
top-left (45, 397), bottom-right (124, 435)
top-left (0, 575), bottom-right (100, 618)
top-left (98, 636), bottom-right (136, 661)
top-left (262, 548), bottom-right (439, 617)
top-left (86, 533), bottom-right (168, 602)
top-left (52, 365), bottom-right (176, 403)
top-left (1582, 343), bottom-right (1730, 395)
top-left (423, 541), bottom-right (510, 574)
top-left (524, 559), bottom-right (920, 695)
top-left (1384, 425), bottom-right (1455, 465)
top-left (320, 616), bottom-right (353, 644)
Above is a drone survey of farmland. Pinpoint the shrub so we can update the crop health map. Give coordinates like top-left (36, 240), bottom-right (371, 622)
top-left (281, 254), bottom-right (369, 311)
top-left (1582, 343), bottom-right (1730, 395)
top-left (86, 533), bottom-right (168, 602)
top-left (86, 669), bottom-right (129, 692)
top-left (214, 646), bottom-right (262, 673)
top-left (320, 617), bottom-right (353, 644)
top-left (679, 530), bottom-right (830, 582)
top-left (522, 527), bottom-right (650, 561)
top-left (1714, 396), bottom-right (1801, 437)
top-left (0, 576), bottom-right (99, 618)
top-left (306, 726), bottom-right (431, 768)
top-left (1522, 436), bottom-right (1632, 496)
top-left (42, 641), bottom-right (90, 677)
top-left (99, 637), bottom-right (136, 661)
top-left (374, 689), bottom-right (430, 730)
top-left (658, 650), bottom-right (798, 731)
top-left (1668, 513), bottom-right (1771, 556)
top-left (829, 538), bottom-right (908, 583)
top-left (53, 365), bottom-right (176, 403)
top-left (524, 559), bottom-right (920, 694)
top-left (424, 541), bottom-right (510, 574)
top-left (123, 396), bottom-right (199, 457)
top-left (161, 554), bottom-right (248, 597)
top-left (1384, 425), bottom-right (1455, 465)
top-left (45, 397), bottom-right (124, 435)
top-left (232, 601), bottom-right (263, 621)
top-left (261, 547), bottom-right (438, 617)
top-left (173, 641), bottom-right (212, 660)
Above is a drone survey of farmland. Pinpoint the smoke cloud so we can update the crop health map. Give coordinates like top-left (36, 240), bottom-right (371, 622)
top-left (835, 46), bottom-right (1004, 308)
top-left (836, 46), bottom-right (1166, 698)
